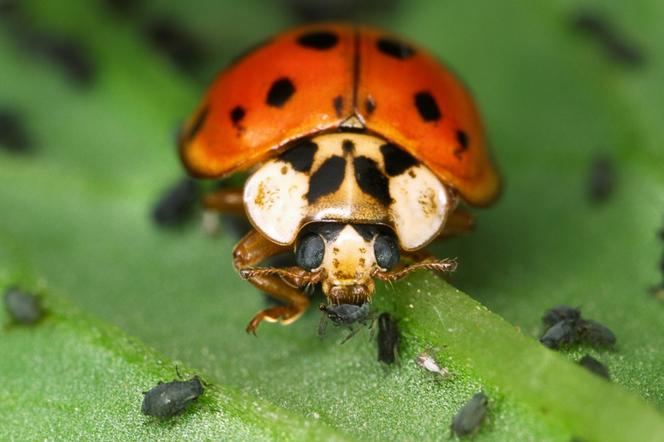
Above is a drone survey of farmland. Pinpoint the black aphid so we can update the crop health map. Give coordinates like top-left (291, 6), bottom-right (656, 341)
top-left (542, 305), bottom-right (581, 327)
top-left (587, 156), bottom-right (616, 203)
top-left (540, 306), bottom-right (616, 350)
top-left (141, 376), bottom-right (204, 419)
top-left (572, 11), bottom-right (645, 67)
top-left (319, 303), bottom-right (373, 343)
top-left (151, 178), bottom-right (199, 227)
top-left (450, 392), bottom-right (489, 437)
top-left (142, 18), bottom-right (207, 74)
top-left (4, 287), bottom-right (44, 325)
top-left (377, 312), bottom-right (399, 364)
top-left (576, 319), bottom-right (616, 348)
top-left (540, 319), bottom-right (578, 349)
top-left (0, 110), bottom-right (31, 153)
top-left (578, 355), bottom-right (610, 380)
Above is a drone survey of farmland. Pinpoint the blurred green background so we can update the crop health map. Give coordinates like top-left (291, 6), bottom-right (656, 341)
top-left (1, 0), bottom-right (664, 440)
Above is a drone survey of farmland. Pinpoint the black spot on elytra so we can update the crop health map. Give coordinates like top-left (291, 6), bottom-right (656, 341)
top-left (143, 18), bottom-right (207, 74)
top-left (342, 139), bottom-right (355, 155)
top-left (376, 37), bottom-right (415, 59)
top-left (307, 155), bottom-right (346, 203)
top-left (186, 106), bottom-right (208, 142)
top-left (414, 91), bottom-right (441, 122)
top-left (364, 96), bottom-right (376, 114)
top-left (297, 30), bottom-right (339, 50)
top-left (454, 130), bottom-right (469, 158)
top-left (279, 139), bottom-right (318, 173)
top-left (0, 110), bottom-right (31, 153)
top-left (573, 11), bottom-right (645, 68)
top-left (380, 143), bottom-right (417, 176)
top-left (351, 224), bottom-right (379, 242)
top-left (333, 95), bottom-right (344, 117)
top-left (266, 77), bottom-right (295, 108)
top-left (152, 178), bottom-right (200, 227)
top-left (230, 106), bottom-right (245, 127)
top-left (354, 156), bottom-right (391, 204)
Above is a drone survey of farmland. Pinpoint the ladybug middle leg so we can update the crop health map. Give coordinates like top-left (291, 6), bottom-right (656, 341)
top-left (202, 187), bottom-right (245, 215)
top-left (233, 229), bottom-right (310, 334)
top-left (439, 207), bottom-right (475, 238)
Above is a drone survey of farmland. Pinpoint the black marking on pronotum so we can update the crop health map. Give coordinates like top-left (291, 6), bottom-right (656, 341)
top-left (297, 30), bottom-right (339, 50)
top-left (229, 105), bottom-right (245, 127)
top-left (376, 37), bottom-right (415, 59)
top-left (380, 143), bottom-right (417, 176)
top-left (364, 96), bottom-right (376, 114)
top-left (342, 139), bottom-right (355, 155)
top-left (351, 224), bottom-right (378, 242)
top-left (414, 91), bottom-right (441, 122)
top-left (454, 130), bottom-right (470, 158)
top-left (266, 77), bottom-right (295, 108)
top-left (187, 106), bottom-right (208, 141)
top-left (279, 139), bottom-right (317, 173)
top-left (333, 95), bottom-right (344, 117)
top-left (354, 156), bottom-right (392, 204)
top-left (300, 223), bottom-right (346, 242)
top-left (143, 18), bottom-right (206, 74)
top-left (572, 11), bottom-right (645, 68)
top-left (141, 376), bottom-right (204, 419)
top-left (0, 110), bottom-right (31, 153)
top-left (307, 155), bottom-right (346, 203)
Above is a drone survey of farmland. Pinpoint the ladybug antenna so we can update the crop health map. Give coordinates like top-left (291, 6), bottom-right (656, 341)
top-left (372, 258), bottom-right (457, 282)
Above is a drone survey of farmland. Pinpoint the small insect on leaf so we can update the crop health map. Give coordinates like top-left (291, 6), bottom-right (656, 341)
top-left (141, 376), bottom-right (204, 419)
top-left (377, 312), bottom-right (399, 364)
top-left (539, 319), bottom-right (578, 349)
top-left (541, 305), bottom-right (581, 327)
top-left (4, 287), bottom-right (44, 325)
top-left (578, 355), bottom-right (610, 380)
top-left (414, 351), bottom-right (451, 379)
top-left (450, 392), bottom-right (489, 437)
top-left (576, 319), bottom-right (616, 349)
top-left (587, 156), bottom-right (616, 203)
top-left (151, 177), bottom-right (200, 227)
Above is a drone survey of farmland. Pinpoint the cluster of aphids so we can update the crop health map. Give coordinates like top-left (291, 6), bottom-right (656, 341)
top-left (319, 303), bottom-right (490, 436)
top-left (539, 305), bottom-right (615, 380)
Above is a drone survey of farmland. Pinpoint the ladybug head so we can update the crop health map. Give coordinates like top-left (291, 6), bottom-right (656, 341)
top-left (294, 223), bottom-right (400, 304)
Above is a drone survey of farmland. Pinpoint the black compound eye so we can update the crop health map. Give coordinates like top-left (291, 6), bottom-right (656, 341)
top-left (374, 235), bottom-right (400, 270)
top-left (295, 234), bottom-right (325, 270)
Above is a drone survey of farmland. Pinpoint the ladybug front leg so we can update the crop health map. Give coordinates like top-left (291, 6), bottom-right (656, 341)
top-left (439, 207), bottom-right (475, 238)
top-left (233, 229), bottom-right (310, 334)
top-left (203, 187), bottom-right (245, 215)
top-left (200, 187), bottom-right (245, 235)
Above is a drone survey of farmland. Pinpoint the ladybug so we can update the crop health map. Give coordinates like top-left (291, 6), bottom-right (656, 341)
top-left (178, 24), bottom-right (500, 334)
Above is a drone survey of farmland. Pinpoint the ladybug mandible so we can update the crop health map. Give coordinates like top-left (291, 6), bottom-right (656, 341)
top-left (178, 24), bottom-right (500, 334)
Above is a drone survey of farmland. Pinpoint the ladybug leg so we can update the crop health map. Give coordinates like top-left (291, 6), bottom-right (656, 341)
top-left (202, 187), bottom-right (245, 215)
top-left (233, 229), bottom-right (309, 334)
top-left (439, 208), bottom-right (475, 238)
top-left (200, 187), bottom-right (245, 235)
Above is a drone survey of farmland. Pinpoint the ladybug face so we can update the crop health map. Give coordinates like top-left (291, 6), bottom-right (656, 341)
top-left (295, 223), bottom-right (399, 304)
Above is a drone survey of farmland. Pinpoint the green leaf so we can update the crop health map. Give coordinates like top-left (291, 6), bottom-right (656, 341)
top-left (1, 0), bottom-right (664, 440)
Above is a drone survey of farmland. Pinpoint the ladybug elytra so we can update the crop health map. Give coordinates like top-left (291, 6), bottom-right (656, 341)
top-left (178, 24), bottom-right (500, 334)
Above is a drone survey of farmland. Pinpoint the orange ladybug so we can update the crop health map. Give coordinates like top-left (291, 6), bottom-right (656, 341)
top-left (178, 23), bottom-right (500, 334)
